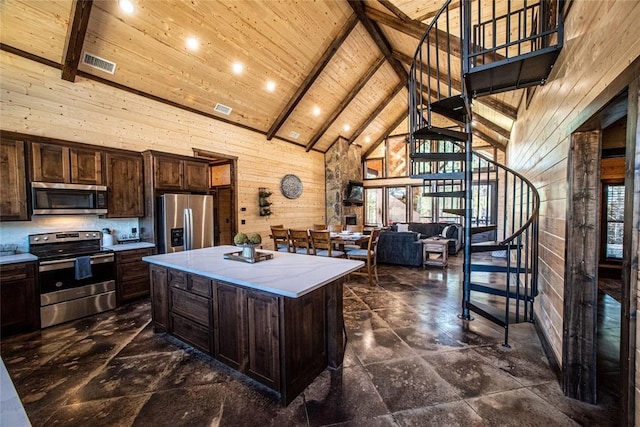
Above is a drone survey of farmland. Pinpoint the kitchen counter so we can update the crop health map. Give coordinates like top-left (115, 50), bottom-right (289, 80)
top-left (0, 253), bottom-right (38, 265)
top-left (103, 242), bottom-right (156, 252)
top-left (144, 245), bottom-right (361, 405)
top-left (143, 245), bottom-right (363, 298)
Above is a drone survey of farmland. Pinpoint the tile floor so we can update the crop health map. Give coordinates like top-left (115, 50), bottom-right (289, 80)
top-left (1, 258), bottom-right (619, 426)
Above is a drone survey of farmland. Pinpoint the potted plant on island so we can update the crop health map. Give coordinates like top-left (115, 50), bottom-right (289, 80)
top-left (233, 232), bottom-right (262, 259)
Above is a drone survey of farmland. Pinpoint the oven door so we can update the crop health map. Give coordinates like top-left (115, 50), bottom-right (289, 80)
top-left (39, 253), bottom-right (115, 294)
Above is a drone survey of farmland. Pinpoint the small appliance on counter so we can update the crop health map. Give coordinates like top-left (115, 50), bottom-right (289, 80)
top-left (101, 228), bottom-right (116, 246)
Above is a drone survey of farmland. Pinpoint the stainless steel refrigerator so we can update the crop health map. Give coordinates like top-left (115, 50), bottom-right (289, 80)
top-left (157, 194), bottom-right (214, 253)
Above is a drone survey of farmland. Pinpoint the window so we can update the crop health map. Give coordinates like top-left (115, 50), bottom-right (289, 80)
top-left (387, 138), bottom-right (407, 177)
top-left (365, 158), bottom-right (384, 178)
top-left (411, 186), bottom-right (433, 222)
top-left (604, 184), bottom-right (624, 259)
top-left (364, 188), bottom-right (383, 226)
top-left (387, 187), bottom-right (407, 223)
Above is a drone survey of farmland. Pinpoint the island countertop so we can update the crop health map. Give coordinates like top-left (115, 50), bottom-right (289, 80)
top-left (143, 245), bottom-right (363, 298)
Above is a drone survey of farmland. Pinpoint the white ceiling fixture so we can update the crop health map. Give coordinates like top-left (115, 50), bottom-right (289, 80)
top-left (118, 0), bottom-right (135, 14)
top-left (343, 124), bottom-right (351, 132)
top-left (82, 52), bottom-right (116, 74)
top-left (266, 80), bottom-right (276, 92)
top-left (312, 106), bottom-right (321, 117)
top-left (232, 62), bottom-right (244, 75)
top-left (364, 136), bottom-right (371, 143)
top-left (185, 36), bottom-right (199, 51)
top-left (214, 103), bottom-right (232, 115)
top-left (289, 131), bottom-right (300, 139)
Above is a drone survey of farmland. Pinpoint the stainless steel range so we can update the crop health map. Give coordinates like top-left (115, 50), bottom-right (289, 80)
top-left (29, 231), bottom-right (115, 328)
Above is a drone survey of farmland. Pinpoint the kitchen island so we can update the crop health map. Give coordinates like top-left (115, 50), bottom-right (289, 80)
top-left (143, 245), bottom-right (363, 405)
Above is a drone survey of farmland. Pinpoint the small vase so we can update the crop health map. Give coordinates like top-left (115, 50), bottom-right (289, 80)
top-left (241, 244), bottom-right (256, 259)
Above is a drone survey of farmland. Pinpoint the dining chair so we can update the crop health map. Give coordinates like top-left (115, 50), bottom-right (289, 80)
top-left (327, 224), bottom-right (343, 233)
top-left (346, 224), bottom-right (363, 233)
top-left (270, 226), bottom-right (290, 252)
top-left (309, 230), bottom-right (345, 258)
top-left (346, 229), bottom-right (380, 286)
top-left (312, 224), bottom-right (327, 230)
top-left (289, 229), bottom-right (312, 254)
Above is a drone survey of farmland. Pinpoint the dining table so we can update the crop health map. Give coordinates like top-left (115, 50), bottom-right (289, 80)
top-left (330, 232), bottom-right (369, 250)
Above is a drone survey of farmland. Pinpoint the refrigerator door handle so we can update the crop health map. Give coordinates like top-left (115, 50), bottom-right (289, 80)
top-left (183, 208), bottom-right (192, 251)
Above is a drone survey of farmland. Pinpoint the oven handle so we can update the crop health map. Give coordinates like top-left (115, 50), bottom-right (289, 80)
top-left (39, 253), bottom-right (114, 272)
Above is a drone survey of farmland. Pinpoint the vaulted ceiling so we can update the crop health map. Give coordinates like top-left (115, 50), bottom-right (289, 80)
top-left (0, 0), bottom-right (520, 156)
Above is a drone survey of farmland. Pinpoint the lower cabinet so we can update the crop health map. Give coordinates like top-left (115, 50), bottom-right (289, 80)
top-left (149, 265), bottom-right (335, 404)
top-left (0, 261), bottom-right (39, 336)
top-left (115, 248), bottom-right (154, 306)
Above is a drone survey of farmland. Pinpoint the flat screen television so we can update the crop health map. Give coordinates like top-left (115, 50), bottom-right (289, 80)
top-left (345, 181), bottom-right (364, 204)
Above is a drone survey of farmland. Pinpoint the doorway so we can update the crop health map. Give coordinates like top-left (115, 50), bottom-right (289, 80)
top-left (563, 80), bottom-right (639, 426)
top-left (193, 149), bottom-right (237, 246)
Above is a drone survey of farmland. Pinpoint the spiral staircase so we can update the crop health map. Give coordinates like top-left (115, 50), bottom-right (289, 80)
top-left (408, 0), bottom-right (563, 346)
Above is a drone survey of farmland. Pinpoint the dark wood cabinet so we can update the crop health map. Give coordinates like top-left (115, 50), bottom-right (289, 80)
top-left (32, 142), bottom-right (102, 184)
top-left (245, 289), bottom-right (280, 390)
top-left (154, 156), bottom-right (183, 190)
top-left (184, 160), bottom-right (209, 192)
top-left (150, 265), bottom-right (169, 331)
top-left (213, 280), bottom-right (247, 370)
top-left (169, 272), bottom-right (213, 354)
top-left (0, 139), bottom-right (29, 221)
top-left (0, 261), bottom-right (39, 336)
top-left (105, 152), bottom-right (144, 218)
top-left (115, 248), bottom-right (154, 306)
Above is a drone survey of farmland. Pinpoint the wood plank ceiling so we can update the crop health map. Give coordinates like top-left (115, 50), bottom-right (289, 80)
top-left (0, 0), bottom-right (521, 155)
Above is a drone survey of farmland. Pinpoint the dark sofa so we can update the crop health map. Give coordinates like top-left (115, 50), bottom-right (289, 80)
top-left (376, 231), bottom-right (424, 267)
top-left (376, 222), bottom-right (463, 267)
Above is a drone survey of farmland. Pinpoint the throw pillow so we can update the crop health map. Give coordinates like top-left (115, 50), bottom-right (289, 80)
top-left (441, 225), bottom-right (450, 238)
top-left (397, 223), bottom-right (409, 232)
top-left (446, 225), bottom-right (458, 239)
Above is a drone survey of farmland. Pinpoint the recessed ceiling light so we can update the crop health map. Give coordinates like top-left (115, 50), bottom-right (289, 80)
top-left (118, 0), bottom-right (135, 14)
top-left (312, 106), bottom-right (321, 117)
top-left (232, 62), bottom-right (244, 74)
top-left (364, 136), bottom-right (371, 143)
top-left (289, 131), bottom-right (300, 139)
top-left (343, 124), bottom-right (351, 132)
top-left (186, 37), bottom-right (199, 51)
top-left (266, 80), bottom-right (276, 92)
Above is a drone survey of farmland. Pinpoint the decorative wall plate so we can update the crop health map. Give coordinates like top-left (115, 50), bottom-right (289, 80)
top-left (280, 174), bottom-right (303, 199)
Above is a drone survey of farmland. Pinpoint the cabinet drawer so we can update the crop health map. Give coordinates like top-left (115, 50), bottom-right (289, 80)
top-left (167, 269), bottom-right (187, 289)
top-left (118, 261), bottom-right (149, 282)
top-left (0, 262), bottom-right (35, 281)
top-left (118, 277), bottom-right (150, 301)
top-left (117, 248), bottom-right (153, 264)
top-left (171, 313), bottom-right (211, 355)
top-left (170, 287), bottom-right (210, 326)
top-left (188, 275), bottom-right (212, 298)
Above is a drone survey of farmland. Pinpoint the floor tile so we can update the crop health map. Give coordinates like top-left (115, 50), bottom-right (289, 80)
top-left (393, 400), bottom-right (483, 426)
top-left (347, 328), bottom-right (417, 365)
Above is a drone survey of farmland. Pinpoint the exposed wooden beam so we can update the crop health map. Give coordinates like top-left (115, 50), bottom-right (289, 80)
top-left (349, 82), bottom-right (405, 145)
top-left (364, 6), bottom-right (462, 59)
top-left (392, 49), bottom-right (517, 120)
top-left (348, 1), bottom-right (407, 83)
top-left (62, 0), bottom-right (93, 82)
top-left (377, 0), bottom-right (412, 23)
top-left (472, 128), bottom-right (506, 152)
top-left (414, 2), bottom-right (461, 23)
top-left (473, 114), bottom-right (511, 139)
top-left (266, 14), bottom-right (358, 140)
top-left (362, 110), bottom-right (407, 159)
top-left (305, 56), bottom-right (386, 152)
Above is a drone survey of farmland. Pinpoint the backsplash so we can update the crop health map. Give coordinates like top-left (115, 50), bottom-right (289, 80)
top-left (0, 216), bottom-right (140, 253)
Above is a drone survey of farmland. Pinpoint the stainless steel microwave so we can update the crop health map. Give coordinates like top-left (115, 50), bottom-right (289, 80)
top-left (31, 182), bottom-right (108, 215)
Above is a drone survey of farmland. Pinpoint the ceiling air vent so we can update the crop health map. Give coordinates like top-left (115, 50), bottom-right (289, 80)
top-left (82, 52), bottom-right (116, 74)
top-left (214, 103), bottom-right (232, 115)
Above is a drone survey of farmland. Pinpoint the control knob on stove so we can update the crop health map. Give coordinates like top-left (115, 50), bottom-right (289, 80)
top-left (43, 236), bottom-right (48, 241)
top-left (33, 237), bottom-right (39, 241)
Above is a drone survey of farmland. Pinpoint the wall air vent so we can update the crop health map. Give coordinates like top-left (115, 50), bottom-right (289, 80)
top-left (82, 52), bottom-right (116, 74)
top-left (214, 103), bottom-right (233, 115)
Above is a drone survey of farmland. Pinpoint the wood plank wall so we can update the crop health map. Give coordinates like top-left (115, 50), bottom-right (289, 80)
top-left (0, 51), bottom-right (327, 249)
top-left (507, 0), bottom-right (640, 367)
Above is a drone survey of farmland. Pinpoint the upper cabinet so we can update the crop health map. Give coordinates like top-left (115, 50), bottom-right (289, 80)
top-left (105, 151), bottom-right (144, 218)
top-left (32, 142), bottom-right (102, 185)
top-left (0, 138), bottom-right (29, 221)
top-left (145, 151), bottom-right (209, 192)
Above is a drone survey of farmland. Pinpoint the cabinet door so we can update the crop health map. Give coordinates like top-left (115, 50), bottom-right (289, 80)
top-left (0, 139), bottom-right (28, 221)
top-left (115, 248), bottom-right (152, 306)
top-left (0, 262), bottom-right (38, 336)
top-left (150, 265), bottom-right (169, 331)
top-left (154, 156), bottom-right (183, 190)
top-left (184, 160), bottom-right (209, 192)
top-left (245, 289), bottom-right (281, 391)
top-left (70, 147), bottom-right (102, 184)
top-left (105, 152), bottom-right (144, 217)
top-left (213, 281), bottom-right (246, 371)
top-left (32, 142), bottom-right (70, 183)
